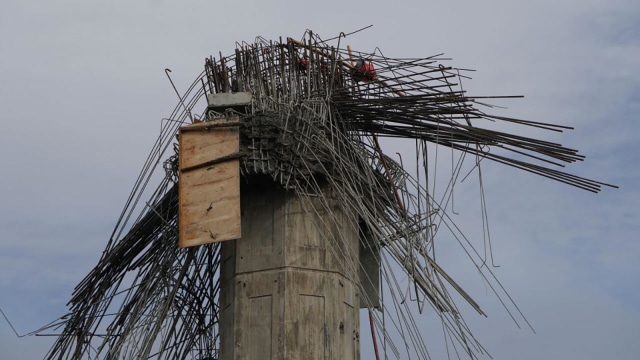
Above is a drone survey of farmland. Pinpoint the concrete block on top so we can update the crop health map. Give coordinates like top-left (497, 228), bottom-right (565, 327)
top-left (207, 92), bottom-right (252, 108)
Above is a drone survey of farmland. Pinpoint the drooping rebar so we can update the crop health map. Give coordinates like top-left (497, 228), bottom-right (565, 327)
top-left (42, 30), bottom-right (614, 360)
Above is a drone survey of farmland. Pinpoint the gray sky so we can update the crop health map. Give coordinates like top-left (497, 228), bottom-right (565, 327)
top-left (1, 0), bottom-right (638, 359)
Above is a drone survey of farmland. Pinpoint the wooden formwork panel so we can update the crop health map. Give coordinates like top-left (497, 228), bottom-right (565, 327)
top-left (178, 119), bottom-right (240, 248)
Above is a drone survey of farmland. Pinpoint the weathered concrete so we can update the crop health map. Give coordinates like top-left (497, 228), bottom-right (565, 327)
top-left (207, 92), bottom-right (252, 108)
top-left (220, 178), bottom-right (361, 359)
top-left (206, 92), bottom-right (252, 115)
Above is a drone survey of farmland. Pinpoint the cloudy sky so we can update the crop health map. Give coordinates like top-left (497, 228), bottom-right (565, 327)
top-left (1, 0), bottom-right (638, 359)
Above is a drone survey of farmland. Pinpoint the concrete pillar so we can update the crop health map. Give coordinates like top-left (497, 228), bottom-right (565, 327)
top-left (220, 177), bottom-right (361, 359)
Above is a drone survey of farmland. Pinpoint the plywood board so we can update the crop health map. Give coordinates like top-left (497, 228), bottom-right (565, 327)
top-left (179, 119), bottom-right (240, 170)
top-left (179, 120), bottom-right (240, 248)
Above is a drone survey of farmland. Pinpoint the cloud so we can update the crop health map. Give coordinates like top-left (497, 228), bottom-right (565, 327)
top-left (1, 0), bottom-right (638, 359)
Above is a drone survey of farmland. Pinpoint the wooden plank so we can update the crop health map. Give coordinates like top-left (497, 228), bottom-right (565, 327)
top-left (179, 124), bottom-right (239, 170)
top-left (178, 120), bottom-right (241, 248)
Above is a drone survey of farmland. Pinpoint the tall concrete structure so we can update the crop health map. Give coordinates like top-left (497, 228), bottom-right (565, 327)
top-left (177, 91), bottom-right (380, 359)
top-left (219, 179), bottom-right (361, 359)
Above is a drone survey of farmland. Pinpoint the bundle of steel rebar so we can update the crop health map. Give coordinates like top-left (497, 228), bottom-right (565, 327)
top-left (43, 30), bottom-right (615, 360)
